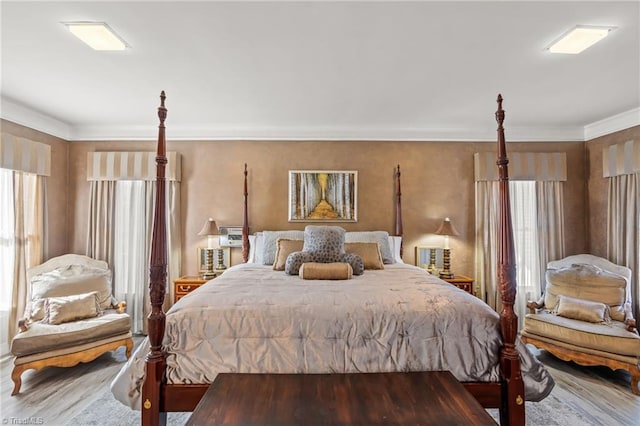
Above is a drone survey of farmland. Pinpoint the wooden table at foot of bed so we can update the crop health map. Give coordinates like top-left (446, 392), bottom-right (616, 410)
top-left (186, 371), bottom-right (497, 425)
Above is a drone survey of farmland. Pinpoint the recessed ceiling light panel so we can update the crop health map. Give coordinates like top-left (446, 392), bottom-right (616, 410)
top-left (63, 22), bottom-right (129, 51)
top-left (547, 25), bottom-right (616, 54)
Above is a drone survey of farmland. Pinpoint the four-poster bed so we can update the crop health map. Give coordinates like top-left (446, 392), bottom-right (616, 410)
top-left (114, 92), bottom-right (551, 426)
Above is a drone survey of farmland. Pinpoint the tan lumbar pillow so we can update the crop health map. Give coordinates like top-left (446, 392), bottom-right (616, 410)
top-left (273, 238), bottom-right (305, 271)
top-left (556, 294), bottom-right (608, 323)
top-left (42, 291), bottom-right (101, 325)
top-left (344, 242), bottom-right (384, 270)
top-left (299, 262), bottom-right (353, 280)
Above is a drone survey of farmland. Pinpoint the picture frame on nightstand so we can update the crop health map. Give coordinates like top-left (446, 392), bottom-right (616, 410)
top-left (415, 246), bottom-right (443, 276)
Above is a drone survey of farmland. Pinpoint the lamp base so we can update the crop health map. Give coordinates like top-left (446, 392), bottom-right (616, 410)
top-left (439, 270), bottom-right (454, 279)
top-left (439, 248), bottom-right (454, 279)
top-left (202, 270), bottom-right (217, 280)
top-left (215, 249), bottom-right (227, 270)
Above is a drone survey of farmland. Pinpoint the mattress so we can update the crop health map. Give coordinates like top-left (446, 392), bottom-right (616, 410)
top-left (111, 262), bottom-right (554, 409)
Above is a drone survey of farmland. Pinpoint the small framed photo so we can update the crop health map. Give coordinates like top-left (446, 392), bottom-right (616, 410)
top-left (415, 246), bottom-right (443, 275)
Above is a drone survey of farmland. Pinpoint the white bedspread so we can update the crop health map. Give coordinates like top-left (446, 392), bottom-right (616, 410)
top-left (111, 263), bottom-right (554, 409)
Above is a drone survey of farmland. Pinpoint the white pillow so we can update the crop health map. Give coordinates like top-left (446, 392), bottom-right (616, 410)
top-left (247, 235), bottom-right (257, 263)
top-left (388, 236), bottom-right (403, 263)
top-left (250, 233), bottom-right (263, 263)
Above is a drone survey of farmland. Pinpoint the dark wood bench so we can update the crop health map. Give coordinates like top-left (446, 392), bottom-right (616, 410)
top-left (187, 371), bottom-right (497, 425)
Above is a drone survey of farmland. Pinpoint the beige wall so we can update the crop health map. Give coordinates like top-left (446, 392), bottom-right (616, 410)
top-left (67, 139), bottom-right (587, 281)
top-left (585, 125), bottom-right (640, 257)
top-left (7, 117), bottom-right (638, 296)
top-left (1, 119), bottom-right (69, 259)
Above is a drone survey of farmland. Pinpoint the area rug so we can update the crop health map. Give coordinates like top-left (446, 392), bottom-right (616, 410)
top-left (68, 385), bottom-right (593, 426)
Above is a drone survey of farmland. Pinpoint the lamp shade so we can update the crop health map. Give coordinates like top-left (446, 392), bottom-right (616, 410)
top-left (435, 217), bottom-right (459, 237)
top-left (198, 217), bottom-right (219, 236)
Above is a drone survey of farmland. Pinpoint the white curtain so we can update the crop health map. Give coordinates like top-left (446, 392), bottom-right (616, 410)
top-left (607, 173), bottom-right (640, 321)
top-left (114, 181), bottom-right (152, 333)
top-left (510, 181), bottom-right (540, 329)
top-left (0, 169), bottom-right (47, 355)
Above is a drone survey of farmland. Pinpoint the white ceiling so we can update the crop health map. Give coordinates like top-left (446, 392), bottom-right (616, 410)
top-left (1, 0), bottom-right (639, 142)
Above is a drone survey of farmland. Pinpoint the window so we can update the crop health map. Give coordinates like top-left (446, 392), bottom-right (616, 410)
top-left (0, 169), bottom-right (15, 353)
top-left (0, 168), bottom-right (43, 355)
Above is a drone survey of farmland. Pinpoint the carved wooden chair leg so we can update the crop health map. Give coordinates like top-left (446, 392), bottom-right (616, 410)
top-left (631, 367), bottom-right (640, 396)
top-left (125, 339), bottom-right (133, 358)
top-left (11, 365), bottom-right (26, 396)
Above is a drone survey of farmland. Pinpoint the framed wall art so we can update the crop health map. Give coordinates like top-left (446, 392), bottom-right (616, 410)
top-left (288, 170), bottom-right (357, 222)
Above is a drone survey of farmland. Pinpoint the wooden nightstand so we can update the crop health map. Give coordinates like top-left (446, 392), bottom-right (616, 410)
top-left (442, 275), bottom-right (474, 296)
top-left (174, 275), bottom-right (209, 303)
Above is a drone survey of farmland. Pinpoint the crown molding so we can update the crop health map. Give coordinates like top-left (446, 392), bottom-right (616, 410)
top-left (67, 123), bottom-right (584, 142)
top-left (1, 97), bottom-right (71, 140)
top-left (584, 107), bottom-right (640, 141)
top-left (1, 97), bottom-right (635, 142)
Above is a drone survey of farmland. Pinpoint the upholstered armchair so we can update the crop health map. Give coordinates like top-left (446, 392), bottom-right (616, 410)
top-left (10, 254), bottom-right (133, 395)
top-left (520, 254), bottom-right (640, 395)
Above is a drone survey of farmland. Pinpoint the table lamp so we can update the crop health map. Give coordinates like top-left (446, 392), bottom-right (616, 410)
top-left (435, 217), bottom-right (459, 279)
top-left (198, 217), bottom-right (220, 279)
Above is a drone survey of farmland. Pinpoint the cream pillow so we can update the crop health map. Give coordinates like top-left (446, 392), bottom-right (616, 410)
top-left (344, 242), bottom-right (384, 270)
top-left (273, 238), bottom-right (305, 271)
top-left (556, 295), bottom-right (608, 323)
top-left (42, 291), bottom-right (101, 325)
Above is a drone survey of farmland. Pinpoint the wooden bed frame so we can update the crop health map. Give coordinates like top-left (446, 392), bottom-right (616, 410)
top-left (141, 92), bottom-right (524, 425)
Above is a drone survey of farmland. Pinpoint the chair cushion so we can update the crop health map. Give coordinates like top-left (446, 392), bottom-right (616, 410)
top-left (523, 312), bottom-right (640, 357)
top-left (545, 264), bottom-right (627, 320)
top-left (11, 311), bottom-right (131, 357)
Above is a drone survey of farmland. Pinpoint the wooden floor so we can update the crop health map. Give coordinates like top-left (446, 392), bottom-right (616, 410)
top-left (1, 336), bottom-right (638, 425)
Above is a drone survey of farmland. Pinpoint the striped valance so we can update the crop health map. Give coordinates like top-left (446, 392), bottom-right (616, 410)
top-left (0, 133), bottom-right (51, 176)
top-left (474, 152), bottom-right (567, 181)
top-left (603, 140), bottom-right (639, 177)
top-left (87, 151), bottom-right (181, 181)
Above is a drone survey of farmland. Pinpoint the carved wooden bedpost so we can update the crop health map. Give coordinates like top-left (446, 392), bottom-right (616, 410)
top-left (495, 94), bottom-right (525, 426)
top-left (395, 164), bottom-right (403, 257)
top-left (242, 163), bottom-right (250, 263)
top-left (142, 91), bottom-right (168, 426)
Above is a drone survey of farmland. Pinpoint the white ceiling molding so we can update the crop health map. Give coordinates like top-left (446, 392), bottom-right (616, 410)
top-left (584, 107), bottom-right (640, 141)
top-left (0, 99), bottom-right (626, 143)
top-left (68, 123), bottom-right (584, 142)
top-left (1, 97), bottom-right (71, 140)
